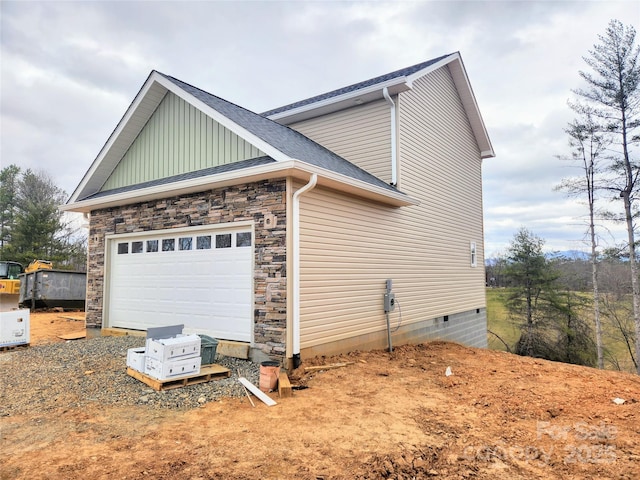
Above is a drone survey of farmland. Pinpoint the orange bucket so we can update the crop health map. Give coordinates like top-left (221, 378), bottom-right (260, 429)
top-left (259, 361), bottom-right (280, 392)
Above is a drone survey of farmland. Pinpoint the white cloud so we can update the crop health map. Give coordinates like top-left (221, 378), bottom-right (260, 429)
top-left (1, 0), bottom-right (638, 252)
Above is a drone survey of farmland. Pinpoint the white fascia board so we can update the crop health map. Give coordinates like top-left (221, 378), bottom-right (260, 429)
top-left (266, 77), bottom-right (411, 124)
top-left (447, 56), bottom-right (495, 158)
top-left (67, 72), bottom-right (168, 204)
top-left (155, 76), bottom-right (290, 163)
top-left (60, 160), bottom-right (417, 213)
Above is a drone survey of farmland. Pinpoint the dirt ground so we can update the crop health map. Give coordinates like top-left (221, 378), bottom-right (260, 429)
top-left (1, 312), bottom-right (639, 479)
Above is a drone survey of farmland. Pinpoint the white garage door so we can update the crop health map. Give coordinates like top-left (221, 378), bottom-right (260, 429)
top-left (106, 227), bottom-right (253, 342)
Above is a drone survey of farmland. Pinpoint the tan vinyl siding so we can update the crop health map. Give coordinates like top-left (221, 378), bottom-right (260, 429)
top-left (101, 92), bottom-right (265, 191)
top-left (298, 66), bottom-right (486, 351)
top-left (289, 99), bottom-right (392, 183)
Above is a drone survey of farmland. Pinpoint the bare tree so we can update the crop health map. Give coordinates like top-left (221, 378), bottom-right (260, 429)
top-left (556, 114), bottom-right (609, 368)
top-left (574, 19), bottom-right (640, 373)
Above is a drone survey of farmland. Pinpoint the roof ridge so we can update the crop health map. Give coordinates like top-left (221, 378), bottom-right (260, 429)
top-left (261, 52), bottom-right (456, 117)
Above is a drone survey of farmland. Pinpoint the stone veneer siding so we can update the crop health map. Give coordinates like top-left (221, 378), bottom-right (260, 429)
top-left (86, 179), bottom-right (287, 359)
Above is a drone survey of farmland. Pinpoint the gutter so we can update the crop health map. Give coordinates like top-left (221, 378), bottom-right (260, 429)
top-left (291, 173), bottom-right (317, 366)
top-left (382, 87), bottom-right (398, 186)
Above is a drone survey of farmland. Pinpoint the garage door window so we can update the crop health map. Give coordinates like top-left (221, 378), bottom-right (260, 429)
top-left (162, 239), bottom-right (175, 252)
top-left (179, 237), bottom-right (193, 251)
top-left (116, 231), bottom-right (251, 255)
top-left (197, 235), bottom-right (211, 250)
top-left (237, 232), bottom-right (252, 247)
top-left (216, 234), bottom-right (232, 249)
top-left (146, 240), bottom-right (158, 253)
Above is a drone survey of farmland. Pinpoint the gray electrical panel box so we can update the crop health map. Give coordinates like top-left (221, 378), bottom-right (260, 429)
top-left (384, 292), bottom-right (396, 313)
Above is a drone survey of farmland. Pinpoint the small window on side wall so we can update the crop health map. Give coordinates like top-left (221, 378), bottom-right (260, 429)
top-left (470, 241), bottom-right (477, 268)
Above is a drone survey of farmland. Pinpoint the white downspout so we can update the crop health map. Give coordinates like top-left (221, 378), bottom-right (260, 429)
top-left (292, 173), bottom-right (318, 364)
top-left (382, 87), bottom-right (398, 186)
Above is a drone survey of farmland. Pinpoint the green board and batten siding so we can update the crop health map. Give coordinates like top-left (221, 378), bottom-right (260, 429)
top-left (101, 92), bottom-right (265, 191)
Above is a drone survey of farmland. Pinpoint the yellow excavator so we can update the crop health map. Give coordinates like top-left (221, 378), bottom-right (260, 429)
top-left (0, 260), bottom-right (53, 310)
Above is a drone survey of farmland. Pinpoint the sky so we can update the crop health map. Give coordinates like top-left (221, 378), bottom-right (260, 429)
top-left (1, 0), bottom-right (639, 257)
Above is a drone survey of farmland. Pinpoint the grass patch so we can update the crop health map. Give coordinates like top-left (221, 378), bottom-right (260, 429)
top-left (486, 288), bottom-right (636, 372)
top-left (486, 288), bottom-right (520, 352)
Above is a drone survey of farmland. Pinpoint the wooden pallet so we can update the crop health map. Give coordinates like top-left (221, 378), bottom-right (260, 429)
top-left (0, 343), bottom-right (29, 352)
top-left (127, 364), bottom-right (231, 391)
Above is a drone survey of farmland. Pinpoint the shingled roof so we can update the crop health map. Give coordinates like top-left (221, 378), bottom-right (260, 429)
top-left (262, 53), bottom-right (452, 117)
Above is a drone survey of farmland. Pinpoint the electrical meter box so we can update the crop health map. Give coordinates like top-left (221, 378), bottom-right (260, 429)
top-left (0, 309), bottom-right (30, 347)
top-left (384, 293), bottom-right (396, 313)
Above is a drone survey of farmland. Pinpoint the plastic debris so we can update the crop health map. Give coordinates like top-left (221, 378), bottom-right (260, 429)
top-left (612, 397), bottom-right (625, 405)
top-left (445, 366), bottom-right (452, 377)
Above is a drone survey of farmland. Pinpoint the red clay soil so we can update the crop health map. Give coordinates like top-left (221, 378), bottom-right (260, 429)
top-left (1, 312), bottom-right (639, 479)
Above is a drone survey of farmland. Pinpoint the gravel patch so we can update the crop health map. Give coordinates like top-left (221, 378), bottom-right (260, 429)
top-left (0, 336), bottom-right (261, 416)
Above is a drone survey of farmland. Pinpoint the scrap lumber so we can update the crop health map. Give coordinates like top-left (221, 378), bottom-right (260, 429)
top-left (127, 364), bottom-right (230, 391)
top-left (278, 371), bottom-right (292, 398)
top-left (58, 315), bottom-right (85, 322)
top-left (304, 361), bottom-right (354, 373)
top-left (238, 369), bottom-right (255, 407)
top-left (58, 331), bottom-right (86, 340)
top-left (238, 377), bottom-right (277, 406)
top-left (217, 340), bottom-right (250, 359)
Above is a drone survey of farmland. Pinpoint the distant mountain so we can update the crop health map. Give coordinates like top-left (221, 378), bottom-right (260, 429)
top-left (546, 250), bottom-right (591, 261)
top-left (485, 250), bottom-right (590, 266)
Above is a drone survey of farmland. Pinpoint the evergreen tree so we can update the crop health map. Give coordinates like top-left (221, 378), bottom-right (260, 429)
top-left (505, 228), bottom-right (560, 359)
top-left (3, 169), bottom-right (69, 266)
top-left (0, 164), bottom-right (21, 257)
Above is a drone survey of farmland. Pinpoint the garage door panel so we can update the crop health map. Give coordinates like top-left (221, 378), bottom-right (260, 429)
top-left (107, 228), bottom-right (253, 342)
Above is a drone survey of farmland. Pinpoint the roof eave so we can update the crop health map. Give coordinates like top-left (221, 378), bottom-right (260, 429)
top-left (67, 71), bottom-right (168, 204)
top-left (441, 53), bottom-right (495, 159)
top-left (60, 160), bottom-right (418, 214)
top-left (67, 72), bottom-right (296, 205)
